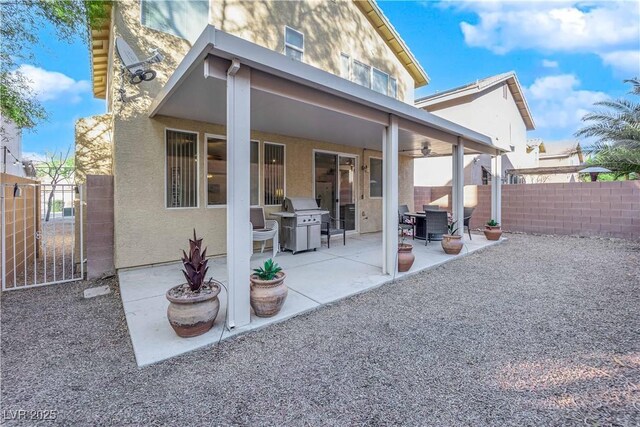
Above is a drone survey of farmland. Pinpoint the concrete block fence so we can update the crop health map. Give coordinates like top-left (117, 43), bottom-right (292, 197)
top-left (415, 181), bottom-right (640, 240)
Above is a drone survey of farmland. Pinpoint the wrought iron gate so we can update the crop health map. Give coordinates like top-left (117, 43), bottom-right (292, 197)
top-left (1, 183), bottom-right (84, 290)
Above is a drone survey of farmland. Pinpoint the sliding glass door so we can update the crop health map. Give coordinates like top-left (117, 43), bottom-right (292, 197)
top-left (314, 152), bottom-right (357, 232)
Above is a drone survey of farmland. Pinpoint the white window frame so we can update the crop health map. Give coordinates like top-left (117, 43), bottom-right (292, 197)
top-left (371, 67), bottom-right (390, 95)
top-left (139, 0), bottom-right (211, 43)
top-left (389, 77), bottom-right (398, 99)
top-left (263, 141), bottom-right (286, 206)
top-left (352, 59), bottom-right (372, 89)
top-left (250, 139), bottom-right (261, 207)
top-left (204, 133), bottom-right (227, 208)
top-left (340, 53), bottom-right (351, 80)
top-left (284, 26), bottom-right (304, 60)
top-left (165, 127), bottom-right (200, 210)
top-left (368, 156), bottom-right (383, 199)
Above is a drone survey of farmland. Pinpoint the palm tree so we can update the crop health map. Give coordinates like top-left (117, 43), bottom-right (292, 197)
top-left (575, 78), bottom-right (640, 176)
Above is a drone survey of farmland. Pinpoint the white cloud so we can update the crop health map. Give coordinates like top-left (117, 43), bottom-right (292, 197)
top-left (524, 74), bottom-right (608, 133)
top-left (450, 1), bottom-right (640, 75)
top-left (542, 59), bottom-right (559, 68)
top-left (21, 152), bottom-right (47, 162)
top-left (600, 50), bottom-right (640, 76)
top-left (14, 64), bottom-right (90, 103)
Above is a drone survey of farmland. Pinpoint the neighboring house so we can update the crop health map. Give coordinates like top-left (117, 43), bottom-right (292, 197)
top-left (0, 114), bottom-right (29, 177)
top-left (77, 0), bottom-right (505, 328)
top-left (521, 140), bottom-right (584, 183)
top-left (413, 72), bottom-right (536, 186)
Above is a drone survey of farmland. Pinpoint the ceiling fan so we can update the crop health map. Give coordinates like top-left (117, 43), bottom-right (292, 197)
top-left (400, 143), bottom-right (432, 158)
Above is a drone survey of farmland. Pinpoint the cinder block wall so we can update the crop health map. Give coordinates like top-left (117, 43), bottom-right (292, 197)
top-left (415, 181), bottom-right (640, 240)
top-left (85, 175), bottom-right (115, 279)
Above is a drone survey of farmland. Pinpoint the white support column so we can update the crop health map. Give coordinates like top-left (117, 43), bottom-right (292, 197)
top-left (226, 60), bottom-right (251, 329)
top-left (491, 153), bottom-right (502, 224)
top-left (452, 138), bottom-right (465, 236)
top-left (382, 115), bottom-right (399, 275)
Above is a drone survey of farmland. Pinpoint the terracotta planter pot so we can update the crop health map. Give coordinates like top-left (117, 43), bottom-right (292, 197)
top-left (398, 243), bottom-right (415, 272)
top-left (166, 281), bottom-right (221, 338)
top-left (441, 234), bottom-right (463, 255)
top-left (484, 225), bottom-right (502, 241)
top-left (250, 272), bottom-right (288, 317)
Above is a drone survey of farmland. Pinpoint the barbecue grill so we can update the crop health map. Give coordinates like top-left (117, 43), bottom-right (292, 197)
top-left (271, 197), bottom-right (329, 254)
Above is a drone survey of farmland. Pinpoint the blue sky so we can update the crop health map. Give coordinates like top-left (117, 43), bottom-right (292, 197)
top-left (18, 0), bottom-right (640, 157)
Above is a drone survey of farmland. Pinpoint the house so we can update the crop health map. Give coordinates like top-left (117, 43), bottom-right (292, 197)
top-left (504, 140), bottom-right (585, 183)
top-left (76, 0), bottom-right (506, 328)
top-left (413, 72), bottom-right (536, 186)
top-left (0, 114), bottom-right (32, 178)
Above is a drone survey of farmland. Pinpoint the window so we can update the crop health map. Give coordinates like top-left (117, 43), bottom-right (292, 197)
top-left (389, 77), bottom-right (397, 98)
top-left (353, 60), bottom-right (371, 88)
top-left (166, 129), bottom-right (198, 208)
top-left (250, 141), bottom-right (259, 206)
top-left (340, 53), bottom-right (350, 79)
top-left (206, 136), bottom-right (227, 206)
top-left (369, 158), bottom-right (383, 198)
top-left (264, 143), bottom-right (285, 205)
top-left (503, 84), bottom-right (508, 99)
top-left (372, 68), bottom-right (389, 95)
top-left (141, 0), bottom-right (208, 44)
top-left (284, 26), bottom-right (304, 61)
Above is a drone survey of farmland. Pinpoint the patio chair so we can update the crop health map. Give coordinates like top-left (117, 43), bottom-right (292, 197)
top-left (250, 207), bottom-right (279, 258)
top-left (463, 207), bottom-right (475, 240)
top-left (423, 204), bottom-right (444, 212)
top-left (398, 204), bottom-right (414, 238)
top-left (321, 213), bottom-right (346, 248)
top-left (424, 210), bottom-right (448, 245)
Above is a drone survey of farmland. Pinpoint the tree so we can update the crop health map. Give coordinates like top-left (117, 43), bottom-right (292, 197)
top-left (575, 78), bottom-right (640, 177)
top-left (0, 1), bottom-right (110, 130)
top-left (36, 147), bottom-right (75, 222)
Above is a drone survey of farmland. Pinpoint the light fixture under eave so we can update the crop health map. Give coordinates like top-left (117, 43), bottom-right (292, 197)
top-left (400, 143), bottom-right (432, 158)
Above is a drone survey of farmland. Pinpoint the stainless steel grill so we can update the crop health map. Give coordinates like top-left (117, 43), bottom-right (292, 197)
top-left (271, 197), bottom-right (328, 254)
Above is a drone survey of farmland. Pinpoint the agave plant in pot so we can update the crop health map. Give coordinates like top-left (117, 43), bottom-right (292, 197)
top-left (166, 230), bottom-right (222, 338)
top-left (250, 259), bottom-right (287, 317)
top-left (484, 219), bottom-right (502, 241)
top-left (441, 220), bottom-right (463, 255)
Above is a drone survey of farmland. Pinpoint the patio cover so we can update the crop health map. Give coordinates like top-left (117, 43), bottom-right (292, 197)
top-left (148, 26), bottom-right (506, 328)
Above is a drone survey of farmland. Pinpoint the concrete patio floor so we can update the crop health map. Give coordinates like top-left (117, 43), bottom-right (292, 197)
top-left (119, 232), bottom-right (502, 366)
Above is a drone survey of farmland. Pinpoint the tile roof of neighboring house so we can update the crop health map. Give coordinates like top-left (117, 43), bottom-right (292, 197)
top-left (415, 71), bottom-right (536, 131)
top-left (89, 1), bottom-right (429, 99)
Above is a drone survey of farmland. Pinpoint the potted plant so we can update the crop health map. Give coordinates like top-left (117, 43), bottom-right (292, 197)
top-left (441, 220), bottom-right (463, 255)
top-left (484, 219), bottom-right (502, 241)
top-left (250, 259), bottom-right (287, 317)
top-left (398, 234), bottom-right (415, 272)
top-left (166, 230), bottom-right (221, 338)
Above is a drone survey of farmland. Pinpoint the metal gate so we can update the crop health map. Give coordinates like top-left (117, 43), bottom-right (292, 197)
top-left (1, 183), bottom-right (84, 291)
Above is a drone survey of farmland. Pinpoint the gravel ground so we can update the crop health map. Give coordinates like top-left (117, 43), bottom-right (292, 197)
top-left (1, 234), bottom-right (639, 426)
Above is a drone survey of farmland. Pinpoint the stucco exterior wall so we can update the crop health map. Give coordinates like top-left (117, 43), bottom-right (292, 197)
top-left (415, 82), bottom-right (532, 186)
top-left (0, 115), bottom-right (25, 177)
top-left (75, 113), bottom-right (113, 183)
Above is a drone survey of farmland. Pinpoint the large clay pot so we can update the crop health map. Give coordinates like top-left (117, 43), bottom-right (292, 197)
top-left (484, 225), bottom-right (503, 241)
top-left (398, 243), bottom-right (415, 272)
top-left (166, 281), bottom-right (221, 338)
top-left (441, 234), bottom-right (463, 255)
top-left (250, 272), bottom-right (287, 317)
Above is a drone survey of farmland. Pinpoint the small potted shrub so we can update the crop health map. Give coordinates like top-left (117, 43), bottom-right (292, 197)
top-left (166, 230), bottom-right (221, 338)
top-left (441, 220), bottom-right (463, 255)
top-left (398, 234), bottom-right (415, 272)
top-left (250, 259), bottom-right (287, 317)
top-left (484, 219), bottom-right (502, 240)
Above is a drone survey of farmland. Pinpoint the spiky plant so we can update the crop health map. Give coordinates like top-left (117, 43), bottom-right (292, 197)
top-left (181, 230), bottom-right (209, 292)
top-left (447, 220), bottom-right (459, 235)
top-left (486, 219), bottom-right (499, 227)
top-left (252, 259), bottom-right (282, 281)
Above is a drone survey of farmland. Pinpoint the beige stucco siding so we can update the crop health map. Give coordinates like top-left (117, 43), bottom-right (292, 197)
top-left (75, 114), bottom-right (114, 183)
top-left (415, 83), bottom-right (532, 186)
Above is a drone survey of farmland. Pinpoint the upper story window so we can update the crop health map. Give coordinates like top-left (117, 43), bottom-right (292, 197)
top-left (341, 54), bottom-right (398, 99)
top-left (284, 26), bottom-right (304, 61)
top-left (141, 0), bottom-right (208, 44)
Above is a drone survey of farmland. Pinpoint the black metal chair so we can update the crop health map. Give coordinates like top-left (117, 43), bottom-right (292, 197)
top-left (321, 213), bottom-right (346, 248)
top-left (463, 207), bottom-right (475, 240)
top-left (424, 210), bottom-right (448, 245)
top-left (398, 205), bottom-right (414, 238)
top-left (423, 204), bottom-right (443, 212)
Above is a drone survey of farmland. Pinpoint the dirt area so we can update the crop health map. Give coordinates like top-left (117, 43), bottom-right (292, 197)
top-left (1, 234), bottom-right (639, 425)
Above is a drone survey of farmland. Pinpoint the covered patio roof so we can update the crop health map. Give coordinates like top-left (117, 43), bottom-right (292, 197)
top-left (148, 26), bottom-right (506, 157)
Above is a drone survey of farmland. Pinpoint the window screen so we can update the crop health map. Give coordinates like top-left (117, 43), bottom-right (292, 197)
top-left (369, 158), bottom-right (383, 198)
top-left (372, 68), bottom-right (389, 95)
top-left (141, 0), bottom-right (208, 44)
top-left (264, 143), bottom-right (285, 205)
top-left (340, 53), bottom-right (350, 79)
top-left (284, 26), bottom-right (304, 61)
top-left (353, 60), bottom-right (371, 88)
top-left (206, 136), bottom-right (226, 206)
top-left (389, 77), bottom-right (398, 98)
top-left (166, 130), bottom-right (198, 208)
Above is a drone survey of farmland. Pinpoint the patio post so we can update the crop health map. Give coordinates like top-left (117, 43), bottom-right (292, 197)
top-left (382, 115), bottom-right (398, 275)
top-left (491, 153), bottom-right (502, 224)
top-left (452, 137), bottom-right (465, 236)
top-left (226, 60), bottom-right (251, 328)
